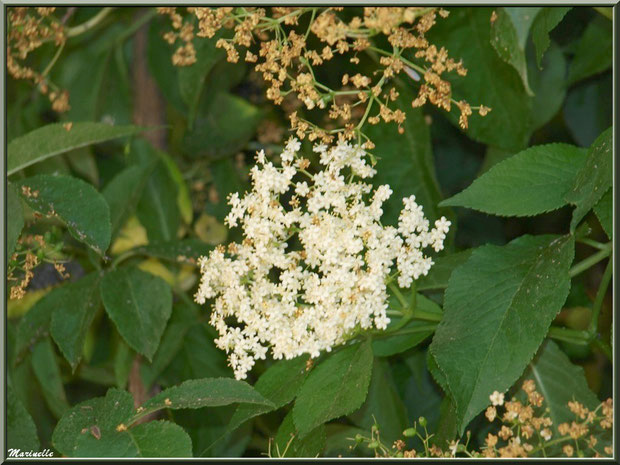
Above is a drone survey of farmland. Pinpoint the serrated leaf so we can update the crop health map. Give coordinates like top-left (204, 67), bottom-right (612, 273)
top-left (228, 356), bottom-right (309, 432)
top-left (428, 8), bottom-right (531, 151)
top-left (17, 174), bottom-right (111, 255)
top-left (7, 122), bottom-right (144, 176)
top-left (520, 340), bottom-right (610, 446)
top-left (293, 339), bottom-right (373, 437)
top-left (441, 144), bottom-right (587, 216)
top-left (52, 388), bottom-right (133, 456)
top-left (50, 272), bottom-right (102, 370)
top-left (593, 188), bottom-right (612, 239)
top-left (417, 249), bottom-right (473, 291)
top-left (31, 338), bottom-right (70, 418)
top-left (127, 420), bottom-right (193, 457)
top-left (531, 7), bottom-right (571, 67)
top-left (102, 163), bottom-right (155, 240)
top-left (7, 384), bottom-right (40, 451)
top-left (100, 267), bottom-right (173, 361)
top-left (366, 84), bottom-right (446, 226)
top-left (139, 378), bottom-right (274, 416)
top-left (491, 8), bottom-right (533, 95)
top-left (565, 127), bottom-right (612, 232)
top-left (430, 234), bottom-right (575, 434)
top-left (7, 182), bottom-right (24, 260)
top-left (275, 411), bottom-right (325, 458)
top-left (567, 16), bottom-right (612, 86)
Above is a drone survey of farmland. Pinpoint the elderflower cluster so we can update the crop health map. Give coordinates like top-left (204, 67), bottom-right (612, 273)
top-left (195, 138), bottom-right (449, 379)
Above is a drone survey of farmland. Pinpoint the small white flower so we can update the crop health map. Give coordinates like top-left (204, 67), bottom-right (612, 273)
top-left (490, 391), bottom-right (505, 406)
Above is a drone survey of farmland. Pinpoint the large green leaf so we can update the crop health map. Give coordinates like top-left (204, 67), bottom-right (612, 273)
top-left (50, 272), bottom-right (102, 370)
top-left (102, 163), bottom-right (155, 240)
top-left (593, 188), bottom-right (612, 239)
top-left (531, 7), bottom-right (571, 67)
top-left (7, 122), bottom-right (143, 176)
top-left (131, 140), bottom-right (180, 242)
top-left (567, 16), bottom-right (612, 86)
top-left (100, 267), bottom-right (173, 361)
top-left (430, 234), bottom-right (575, 434)
top-left (565, 127), bottom-right (612, 232)
top-left (366, 84), bottom-right (446, 225)
top-left (17, 174), bottom-right (111, 255)
top-left (293, 339), bottom-right (373, 437)
top-left (228, 356), bottom-right (309, 432)
top-left (7, 384), bottom-right (40, 451)
top-left (7, 182), bottom-right (24, 260)
top-left (15, 288), bottom-right (58, 363)
top-left (274, 411), bottom-right (325, 458)
top-left (428, 7), bottom-right (531, 151)
top-left (139, 378), bottom-right (275, 416)
top-left (441, 144), bottom-right (587, 216)
top-left (31, 337), bottom-right (70, 418)
top-left (490, 8), bottom-right (532, 95)
top-left (504, 7), bottom-right (541, 48)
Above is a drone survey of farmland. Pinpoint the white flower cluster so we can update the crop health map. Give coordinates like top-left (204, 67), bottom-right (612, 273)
top-left (195, 138), bottom-right (450, 379)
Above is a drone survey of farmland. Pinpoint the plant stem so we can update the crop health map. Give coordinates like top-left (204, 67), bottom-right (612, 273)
top-left (66, 7), bottom-right (114, 38)
top-left (568, 243), bottom-right (612, 278)
top-left (41, 41), bottom-right (65, 77)
top-left (576, 237), bottom-right (609, 251)
top-left (592, 338), bottom-right (612, 361)
top-left (547, 326), bottom-right (590, 345)
top-left (587, 258), bottom-right (612, 336)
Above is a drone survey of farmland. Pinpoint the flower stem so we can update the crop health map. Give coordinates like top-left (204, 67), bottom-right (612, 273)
top-left (66, 7), bottom-right (114, 38)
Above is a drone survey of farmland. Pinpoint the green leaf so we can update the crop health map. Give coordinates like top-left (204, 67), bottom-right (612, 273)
top-left (429, 234), bottom-right (575, 434)
top-left (417, 249), bottom-right (473, 291)
top-left (31, 338), bottom-right (70, 418)
top-left (178, 33), bottom-right (225, 127)
top-left (204, 157), bottom-right (247, 222)
top-left (528, 41), bottom-right (567, 130)
top-left (275, 411), bottom-right (325, 458)
top-left (125, 420), bottom-right (193, 457)
top-left (50, 272), bottom-right (102, 370)
top-left (157, 149), bottom-right (194, 225)
top-left (7, 122), bottom-right (144, 176)
top-left (349, 359), bottom-right (407, 444)
top-left (441, 144), bottom-right (587, 216)
top-left (563, 74), bottom-right (612, 147)
top-left (531, 7), bottom-right (571, 67)
top-left (183, 92), bottom-right (262, 159)
top-left (366, 84), bottom-right (445, 225)
top-left (565, 127), bottom-right (612, 232)
top-left (504, 7), bottom-right (541, 49)
top-left (131, 140), bottom-right (180, 242)
top-left (567, 16), bottom-right (612, 86)
top-left (52, 388), bottom-right (133, 456)
top-left (15, 288), bottom-right (57, 363)
top-left (114, 339), bottom-right (133, 390)
top-left (7, 182), bottom-right (24, 261)
top-left (102, 163), bottom-right (155, 240)
top-left (593, 188), bottom-right (612, 239)
top-left (101, 267), bottom-right (172, 361)
top-left (141, 302), bottom-right (198, 388)
top-left (228, 356), bottom-right (309, 432)
top-left (139, 378), bottom-right (275, 416)
top-left (428, 8), bottom-right (531, 151)
top-left (7, 384), bottom-right (40, 451)
top-left (17, 174), bottom-right (111, 255)
top-left (372, 294), bottom-right (439, 357)
top-left (520, 340), bottom-right (608, 442)
top-left (65, 148), bottom-right (100, 186)
top-left (490, 8), bottom-right (533, 95)
top-left (135, 239), bottom-right (213, 264)
top-left (293, 339), bottom-right (373, 437)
